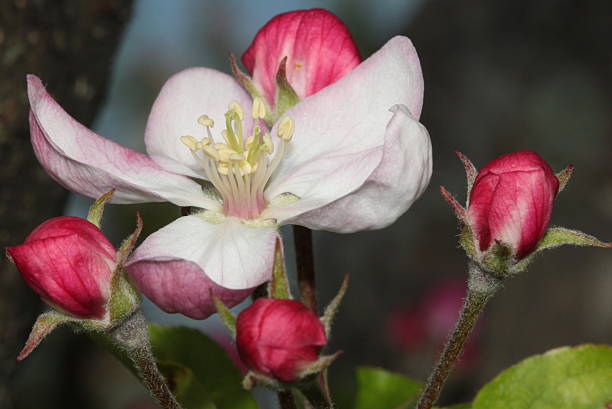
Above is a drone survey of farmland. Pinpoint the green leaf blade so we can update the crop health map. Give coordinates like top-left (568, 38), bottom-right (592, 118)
top-left (354, 366), bottom-right (422, 409)
top-left (473, 344), bottom-right (612, 409)
top-left (149, 324), bottom-right (257, 409)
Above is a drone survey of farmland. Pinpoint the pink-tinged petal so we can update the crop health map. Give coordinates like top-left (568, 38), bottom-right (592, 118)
top-left (287, 105), bottom-right (432, 232)
top-left (127, 259), bottom-right (253, 320)
top-left (145, 68), bottom-right (254, 179)
top-left (27, 75), bottom-right (212, 208)
top-left (126, 215), bottom-right (277, 290)
top-left (263, 37), bottom-right (424, 224)
top-left (7, 233), bottom-right (113, 319)
top-left (242, 8), bottom-right (361, 107)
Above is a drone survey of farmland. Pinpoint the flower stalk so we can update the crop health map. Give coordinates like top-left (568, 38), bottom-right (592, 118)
top-left (294, 225), bottom-right (317, 311)
top-left (416, 263), bottom-right (501, 409)
top-left (108, 309), bottom-right (182, 409)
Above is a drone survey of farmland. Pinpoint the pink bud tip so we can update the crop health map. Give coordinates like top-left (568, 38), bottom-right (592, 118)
top-left (242, 8), bottom-right (361, 107)
top-left (236, 298), bottom-right (326, 382)
top-left (467, 150), bottom-right (560, 259)
top-left (6, 216), bottom-right (117, 319)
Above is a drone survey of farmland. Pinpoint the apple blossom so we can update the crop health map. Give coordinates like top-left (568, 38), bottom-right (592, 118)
top-left (26, 10), bottom-right (431, 319)
top-left (236, 298), bottom-right (326, 382)
top-left (6, 216), bottom-right (116, 319)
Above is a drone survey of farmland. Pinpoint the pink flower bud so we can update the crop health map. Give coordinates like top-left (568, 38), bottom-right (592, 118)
top-left (467, 150), bottom-right (559, 259)
top-left (242, 8), bottom-right (361, 107)
top-left (6, 216), bottom-right (116, 319)
top-left (236, 298), bottom-right (326, 382)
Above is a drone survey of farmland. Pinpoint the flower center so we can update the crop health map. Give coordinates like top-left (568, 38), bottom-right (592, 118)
top-left (181, 97), bottom-right (294, 219)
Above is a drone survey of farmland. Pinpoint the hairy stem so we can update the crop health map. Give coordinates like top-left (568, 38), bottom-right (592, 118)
top-left (416, 263), bottom-right (501, 409)
top-left (110, 310), bottom-right (182, 409)
top-left (293, 225), bottom-right (317, 311)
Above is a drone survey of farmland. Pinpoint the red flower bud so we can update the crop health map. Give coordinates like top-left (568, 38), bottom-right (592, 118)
top-left (236, 298), bottom-right (326, 382)
top-left (242, 8), bottom-right (361, 108)
top-left (467, 151), bottom-right (559, 259)
top-left (6, 216), bottom-right (116, 319)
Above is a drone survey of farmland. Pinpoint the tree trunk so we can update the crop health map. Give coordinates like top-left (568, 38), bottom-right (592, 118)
top-left (0, 1), bottom-right (133, 407)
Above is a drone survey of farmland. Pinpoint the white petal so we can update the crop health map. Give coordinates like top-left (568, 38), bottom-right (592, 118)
top-left (27, 75), bottom-right (214, 208)
top-left (264, 36), bottom-right (423, 221)
top-left (288, 105), bottom-right (432, 232)
top-left (125, 215), bottom-right (278, 290)
top-left (145, 68), bottom-right (255, 178)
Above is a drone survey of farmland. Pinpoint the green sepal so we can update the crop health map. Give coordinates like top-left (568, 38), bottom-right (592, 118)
top-left (509, 226), bottom-right (612, 275)
top-left (536, 226), bottom-right (611, 251)
top-left (274, 57), bottom-right (300, 120)
top-left (459, 225), bottom-right (478, 260)
top-left (108, 269), bottom-right (140, 324)
top-left (480, 241), bottom-right (513, 278)
top-left (267, 237), bottom-right (292, 299)
top-left (87, 189), bottom-right (115, 227)
top-left (556, 164), bottom-right (574, 193)
top-left (116, 211), bottom-right (143, 266)
top-left (354, 366), bottom-right (423, 409)
top-left (229, 53), bottom-right (274, 126)
top-left (17, 310), bottom-right (76, 361)
top-left (455, 151), bottom-right (478, 199)
top-left (320, 274), bottom-right (349, 337)
top-left (242, 370), bottom-right (282, 391)
top-left (212, 294), bottom-right (237, 337)
top-left (297, 351), bottom-right (342, 379)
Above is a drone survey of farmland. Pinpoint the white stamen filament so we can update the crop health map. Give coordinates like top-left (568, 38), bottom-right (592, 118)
top-left (180, 100), bottom-right (294, 219)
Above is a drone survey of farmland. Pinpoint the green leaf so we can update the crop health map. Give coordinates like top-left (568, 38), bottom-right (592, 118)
top-left (149, 324), bottom-right (257, 409)
top-left (436, 403), bottom-right (472, 409)
top-left (354, 366), bottom-right (422, 409)
top-left (473, 344), bottom-right (612, 409)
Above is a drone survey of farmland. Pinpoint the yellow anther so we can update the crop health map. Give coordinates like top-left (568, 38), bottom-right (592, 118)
top-left (203, 146), bottom-right (220, 160)
top-left (262, 133), bottom-right (274, 154)
top-left (240, 161), bottom-right (253, 175)
top-left (251, 96), bottom-right (267, 119)
top-left (200, 137), bottom-right (212, 147)
top-left (229, 153), bottom-right (245, 162)
top-left (245, 135), bottom-right (256, 149)
top-left (228, 101), bottom-right (244, 121)
top-left (198, 115), bottom-right (214, 127)
top-left (277, 116), bottom-right (295, 141)
top-left (180, 135), bottom-right (198, 151)
top-left (217, 147), bottom-right (238, 162)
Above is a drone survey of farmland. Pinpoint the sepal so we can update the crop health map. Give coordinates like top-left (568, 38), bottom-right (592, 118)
top-left (536, 226), bottom-right (611, 250)
top-left (230, 53), bottom-right (273, 125)
top-left (556, 165), bottom-right (574, 193)
top-left (297, 351), bottom-right (342, 379)
top-left (17, 311), bottom-right (76, 361)
top-left (267, 238), bottom-right (292, 299)
top-left (320, 274), bottom-right (349, 337)
top-left (212, 294), bottom-right (237, 337)
top-left (440, 186), bottom-right (467, 222)
top-left (87, 189), bottom-right (114, 227)
top-left (274, 57), bottom-right (300, 120)
top-left (455, 151), bottom-right (477, 199)
top-left (242, 370), bottom-right (282, 391)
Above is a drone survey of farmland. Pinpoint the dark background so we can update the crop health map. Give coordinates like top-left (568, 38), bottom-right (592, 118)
top-left (2, 0), bottom-right (611, 408)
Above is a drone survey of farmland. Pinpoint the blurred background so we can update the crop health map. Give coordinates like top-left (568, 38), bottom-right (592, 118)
top-left (2, 0), bottom-right (611, 408)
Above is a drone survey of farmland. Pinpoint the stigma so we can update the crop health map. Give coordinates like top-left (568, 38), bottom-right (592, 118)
top-left (181, 97), bottom-right (294, 220)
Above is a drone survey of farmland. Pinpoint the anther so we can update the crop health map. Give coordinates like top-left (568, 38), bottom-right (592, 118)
top-left (251, 96), bottom-right (267, 119)
top-left (198, 115), bottom-right (214, 127)
top-left (180, 135), bottom-right (198, 151)
top-left (277, 116), bottom-right (295, 141)
top-left (228, 101), bottom-right (244, 120)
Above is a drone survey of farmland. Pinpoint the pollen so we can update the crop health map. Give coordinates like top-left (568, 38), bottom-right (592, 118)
top-left (179, 99), bottom-right (294, 219)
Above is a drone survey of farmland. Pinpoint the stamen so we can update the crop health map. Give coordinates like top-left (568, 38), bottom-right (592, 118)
top-left (179, 102), bottom-right (294, 220)
top-left (278, 116), bottom-right (295, 141)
